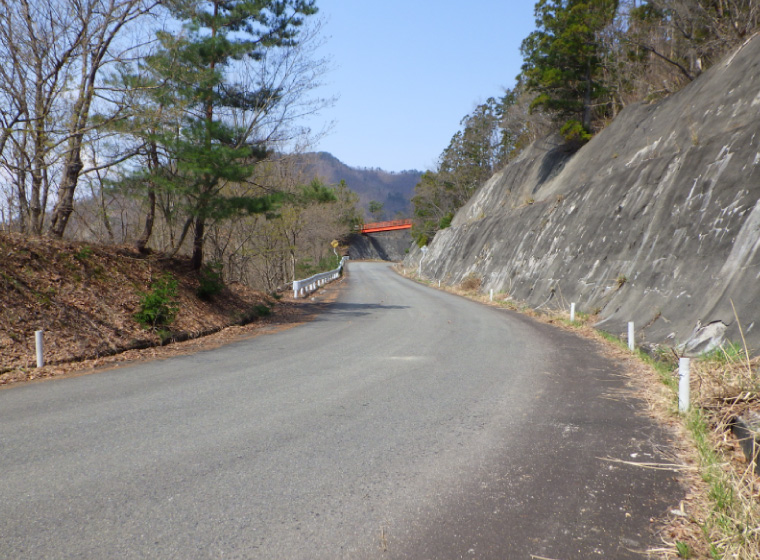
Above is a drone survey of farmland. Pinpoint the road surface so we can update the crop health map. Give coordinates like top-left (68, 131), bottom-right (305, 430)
top-left (0, 262), bottom-right (682, 559)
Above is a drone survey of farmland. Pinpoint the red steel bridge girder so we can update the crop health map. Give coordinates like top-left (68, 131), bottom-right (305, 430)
top-left (359, 219), bottom-right (413, 234)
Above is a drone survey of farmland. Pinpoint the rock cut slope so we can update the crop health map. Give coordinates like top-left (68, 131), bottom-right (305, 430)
top-left (407, 34), bottom-right (760, 354)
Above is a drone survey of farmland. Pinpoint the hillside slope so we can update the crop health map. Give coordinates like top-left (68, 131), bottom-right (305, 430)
top-left (0, 233), bottom-right (278, 383)
top-left (406, 34), bottom-right (760, 354)
top-left (300, 152), bottom-right (421, 217)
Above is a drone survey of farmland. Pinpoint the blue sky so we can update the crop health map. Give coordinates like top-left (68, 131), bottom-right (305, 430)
top-left (305, 1), bottom-right (537, 172)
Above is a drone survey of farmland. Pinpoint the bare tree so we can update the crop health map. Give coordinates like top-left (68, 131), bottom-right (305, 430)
top-left (47, 0), bottom-right (159, 237)
top-left (0, 0), bottom-right (159, 237)
top-left (103, 16), bottom-right (334, 263)
top-left (620, 0), bottom-right (759, 89)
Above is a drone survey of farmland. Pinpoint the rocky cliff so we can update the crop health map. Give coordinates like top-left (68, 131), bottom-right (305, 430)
top-left (348, 230), bottom-right (412, 261)
top-left (405, 34), bottom-right (760, 355)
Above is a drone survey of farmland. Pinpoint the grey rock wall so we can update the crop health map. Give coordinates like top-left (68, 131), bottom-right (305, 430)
top-left (349, 230), bottom-right (413, 261)
top-left (405, 35), bottom-right (760, 355)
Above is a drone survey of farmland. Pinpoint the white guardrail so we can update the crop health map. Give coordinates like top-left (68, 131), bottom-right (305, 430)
top-left (293, 257), bottom-right (348, 298)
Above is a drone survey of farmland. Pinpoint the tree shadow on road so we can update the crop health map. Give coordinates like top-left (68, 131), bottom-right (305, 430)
top-left (306, 301), bottom-right (409, 319)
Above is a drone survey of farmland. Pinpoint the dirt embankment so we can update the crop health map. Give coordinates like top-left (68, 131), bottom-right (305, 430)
top-left (0, 232), bottom-right (314, 386)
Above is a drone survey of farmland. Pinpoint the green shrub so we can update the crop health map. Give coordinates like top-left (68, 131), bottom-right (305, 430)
top-left (253, 304), bottom-right (271, 317)
top-left (560, 119), bottom-right (592, 143)
top-left (438, 212), bottom-right (454, 230)
top-left (197, 261), bottom-right (224, 300)
top-left (135, 274), bottom-right (179, 331)
top-left (295, 254), bottom-right (340, 279)
top-left (699, 341), bottom-right (745, 364)
top-left (73, 245), bottom-right (93, 262)
top-left (237, 303), bottom-right (273, 324)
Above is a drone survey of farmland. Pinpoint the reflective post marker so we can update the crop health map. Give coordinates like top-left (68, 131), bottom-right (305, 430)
top-left (679, 358), bottom-right (690, 413)
top-left (35, 330), bottom-right (44, 368)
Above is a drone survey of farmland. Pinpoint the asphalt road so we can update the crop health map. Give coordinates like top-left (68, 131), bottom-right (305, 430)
top-left (0, 262), bottom-right (682, 559)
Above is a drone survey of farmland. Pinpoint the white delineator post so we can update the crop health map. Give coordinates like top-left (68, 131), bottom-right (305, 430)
top-left (570, 303), bottom-right (576, 322)
top-left (628, 321), bottom-right (635, 351)
top-left (35, 330), bottom-right (44, 368)
top-left (679, 357), bottom-right (691, 413)
top-left (490, 289), bottom-right (493, 302)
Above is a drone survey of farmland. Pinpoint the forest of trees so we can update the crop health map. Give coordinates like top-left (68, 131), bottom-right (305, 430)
top-left (2, 0), bottom-right (757, 279)
top-left (0, 0), bottom-right (361, 291)
top-left (412, 0), bottom-right (759, 244)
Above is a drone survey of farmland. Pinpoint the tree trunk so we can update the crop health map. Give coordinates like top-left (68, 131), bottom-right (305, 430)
top-left (48, 136), bottom-right (84, 237)
top-left (15, 157), bottom-right (29, 235)
top-left (583, 63), bottom-right (593, 132)
top-left (29, 164), bottom-right (44, 234)
top-left (136, 188), bottom-right (156, 253)
top-left (136, 142), bottom-right (160, 252)
top-left (191, 215), bottom-right (205, 271)
top-left (98, 181), bottom-right (115, 243)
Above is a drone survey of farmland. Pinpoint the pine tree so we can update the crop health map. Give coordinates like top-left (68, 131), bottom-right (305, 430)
top-left (133, 0), bottom-right (317, 269)
top-left (520, 0), bottom-right (618, 141)
top-left (411, 98), bottom-right (508, 244)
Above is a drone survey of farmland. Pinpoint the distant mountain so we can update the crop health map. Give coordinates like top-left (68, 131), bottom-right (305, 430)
top-left (299, 152), bottom-right (422, 219)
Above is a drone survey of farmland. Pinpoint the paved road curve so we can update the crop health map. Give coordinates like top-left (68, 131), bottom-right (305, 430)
top-left (0, 262), bottom-right (682, 559)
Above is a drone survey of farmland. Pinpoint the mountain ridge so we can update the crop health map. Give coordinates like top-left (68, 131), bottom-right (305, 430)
top-left (298, 152), bottom-right (421, 218)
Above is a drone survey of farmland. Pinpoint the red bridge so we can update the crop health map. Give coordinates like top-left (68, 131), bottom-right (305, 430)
top-left (359, 219), bottom-right (413, 234)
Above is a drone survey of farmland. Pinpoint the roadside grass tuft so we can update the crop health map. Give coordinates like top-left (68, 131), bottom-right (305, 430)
top-left (593, 330), bottom-right (759, 558)
top-left (237, 304), bottom-right (272, 324)
top-left (73, 245), bottom-right (93, 262)
top-left (685, 342), bottom-right (760, 560)
top-left (253, 304), bottom-right (271, 317)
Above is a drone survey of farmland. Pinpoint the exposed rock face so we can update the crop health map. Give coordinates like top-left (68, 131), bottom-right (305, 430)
top-left (405, 35), bottom-right (760, 354)
top-left (349, 230), bottom-right (412, 261)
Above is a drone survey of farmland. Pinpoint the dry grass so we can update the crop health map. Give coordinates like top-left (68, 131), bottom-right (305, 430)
top-left (456, 273), bottom-right (482, 292)
top-left (398, 268), bottom-right (760, 559)
top-left (684, 345), bottom-right (760, 560)
top-left (1, 232), bottom-right (280, 385)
